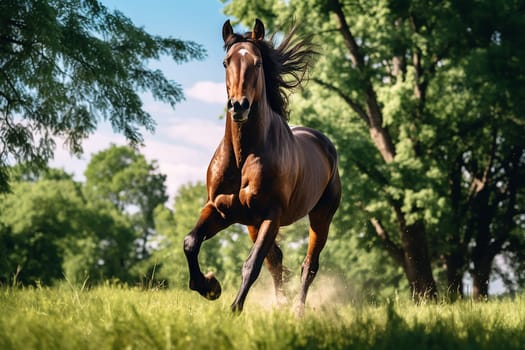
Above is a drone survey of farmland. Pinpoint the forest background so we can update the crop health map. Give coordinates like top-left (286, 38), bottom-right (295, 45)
top-left (1, 0), bottom-right (524, 303)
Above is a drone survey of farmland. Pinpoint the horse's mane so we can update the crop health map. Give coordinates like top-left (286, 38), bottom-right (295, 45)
top-left (224, 24), bottom-right (317, 121)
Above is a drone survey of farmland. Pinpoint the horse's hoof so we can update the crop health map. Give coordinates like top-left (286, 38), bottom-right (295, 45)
top-left (230, 303), bottom-right (243, 314)
top-left (204, 272), bottom-right (221, 300)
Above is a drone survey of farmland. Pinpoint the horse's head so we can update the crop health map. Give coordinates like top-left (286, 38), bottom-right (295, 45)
top-left (222, 19), bottom-right (265, 123)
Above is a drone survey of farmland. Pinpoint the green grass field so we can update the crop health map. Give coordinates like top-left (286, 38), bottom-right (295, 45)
top-left (0, 284), bottom-right (524, 350)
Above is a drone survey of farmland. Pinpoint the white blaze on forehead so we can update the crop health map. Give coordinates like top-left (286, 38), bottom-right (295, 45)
top-left (238, 48), bottom-right (249, 56)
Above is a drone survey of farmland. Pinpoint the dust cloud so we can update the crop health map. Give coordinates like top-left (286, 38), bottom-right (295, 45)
top-left (244, 271), bottom-right (357, 312)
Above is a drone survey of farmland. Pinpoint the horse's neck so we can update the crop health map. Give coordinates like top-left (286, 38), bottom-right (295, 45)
top-left (226, 101), bottom-right (280, 167)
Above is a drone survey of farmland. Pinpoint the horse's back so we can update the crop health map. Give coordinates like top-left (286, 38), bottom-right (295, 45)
top-left (291, 126), bottom-right (338, 175)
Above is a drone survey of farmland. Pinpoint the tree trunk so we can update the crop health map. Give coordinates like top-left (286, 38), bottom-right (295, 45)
top-left (401, 220), bottom-right (437, 301)
top-left (470, 144), bottom-right (521, 300)
top-left (331, 0), bottom-right (437, 301)
top-left (470, 180), bottom-right (493, 300)
top-left (444, 156), bottom-right (467, 301)
top-left (472, 256), bottom-right (492, 300)
top-left (443, 251), bottom-right (465, 301)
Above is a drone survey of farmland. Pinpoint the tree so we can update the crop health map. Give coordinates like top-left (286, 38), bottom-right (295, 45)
top-left (0, 176), bottom-right (89, 285)
top-left (84, 145), bottom-right (168, 261)
top-left (0, 0), bottom-right (205, 192)
top-left (438, 7), bottom-right (525, 297)
top-left (0, 168), bottom-right (139, 286)
top-left (76, 203), bottom-right (138, 284)
top-left (222, 0), bottom-right (525, 300)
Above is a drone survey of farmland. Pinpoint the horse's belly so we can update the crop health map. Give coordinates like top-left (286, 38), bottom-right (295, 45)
top-left (280, 194), bottom-right (320, 226)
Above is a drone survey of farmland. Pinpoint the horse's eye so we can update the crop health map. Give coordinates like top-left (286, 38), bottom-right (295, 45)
top-left (223, 60), bottom-right (228, 68)
top-left (255, 60), bottom-right (262, 68)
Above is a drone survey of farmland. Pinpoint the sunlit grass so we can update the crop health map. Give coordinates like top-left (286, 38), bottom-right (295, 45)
top-left (0, 284), bottom-right (523, 349)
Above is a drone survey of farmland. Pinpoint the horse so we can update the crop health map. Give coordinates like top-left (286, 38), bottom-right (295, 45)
top-left (183, 18), bottom-right (341, 314)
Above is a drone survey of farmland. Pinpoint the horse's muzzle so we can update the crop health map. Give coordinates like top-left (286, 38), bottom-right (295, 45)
top-left (231, 111), bottom-right (249, 123)
top-left (228, 97), bottom-right (250, 123)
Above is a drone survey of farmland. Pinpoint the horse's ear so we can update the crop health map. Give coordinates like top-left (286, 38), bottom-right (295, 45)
top-left (222, 20), bottom-right (234, 43)
top-left (252, 18), bottom-right (265, 40)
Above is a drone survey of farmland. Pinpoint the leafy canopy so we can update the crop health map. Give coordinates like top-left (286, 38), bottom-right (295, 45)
top-left (0, 0), bottom-right (205, 191)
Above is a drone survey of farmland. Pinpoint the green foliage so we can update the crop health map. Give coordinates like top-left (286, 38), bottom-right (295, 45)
top-left (0, 173), bottom-right (138, 285)
top-left (0, 178), bottom-right (88, 284)
top-left (84, 145), bottom-right (167, 211)
top-left (0, 286), bottom-right (524, 349)
top-left (0, 144), bottom-right (170, 286)
top-left (81, 145), bottom-right (170, 283)
top-left (0, 0), bottom-right (205, 192)
top-left (84, 145), bottom-right (168, 261)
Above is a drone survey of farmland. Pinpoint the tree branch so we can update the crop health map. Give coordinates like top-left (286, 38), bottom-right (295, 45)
top-left (488, 144), bottom-right (523, 257)
top-left (348, 153), bottom-right (389, 187)
top-left (468, 127), bottom-right (497, 201)
top-left (412, 48), bottom-right (427, 109)
top-left (370, 217), bottom-right (405, 265)
top-left (331, 0), bottom-right (396, 162)
top-left (331, 1), bottom-right (363, 69)
top-left (0, 35), bottom-right (26, 47)
top-left (312, 78), bottom-right (370, 126)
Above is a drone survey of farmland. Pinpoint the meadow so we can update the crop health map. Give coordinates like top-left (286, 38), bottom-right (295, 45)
top-left (0, 283), bottom-right (524, 350)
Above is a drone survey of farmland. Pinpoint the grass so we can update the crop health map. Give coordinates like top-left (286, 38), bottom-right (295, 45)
top-left (0, 284), bottom-right (524, 349)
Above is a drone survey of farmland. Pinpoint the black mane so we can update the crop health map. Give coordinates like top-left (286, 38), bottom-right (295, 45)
top-left (224, 25), bottom-right (317, 120)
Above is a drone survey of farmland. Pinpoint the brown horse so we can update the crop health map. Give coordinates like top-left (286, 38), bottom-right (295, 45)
top-left (183, 19), bottom-right (341, 314)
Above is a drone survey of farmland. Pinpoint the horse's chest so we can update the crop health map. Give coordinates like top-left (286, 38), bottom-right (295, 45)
top-left (211, 154), bottom-right (288, 221)
top-left (238, 161), bottom-right (265, 208)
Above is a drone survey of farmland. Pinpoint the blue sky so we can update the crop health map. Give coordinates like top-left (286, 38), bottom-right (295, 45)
top-left (52, 1), bottom-right (236, 203)
top-left (101, 0), bottom-right (228, 85)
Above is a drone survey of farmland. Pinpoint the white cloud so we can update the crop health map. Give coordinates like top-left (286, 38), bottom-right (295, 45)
top-left (186, 81), bottom-right (226, 104)
top-left (166, 119), bottom-right (224, 152)
top-left (141, 119), bottom-right (224, 202)
top-left (51, 130), bottom-right (127, 181)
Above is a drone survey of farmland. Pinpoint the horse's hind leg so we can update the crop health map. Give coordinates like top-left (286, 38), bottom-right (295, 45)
top-left (266, 244), bottom-right (289, 306)
top-left (297, 214), bottom-right (329, 315)
top-left (247, 225), bottom-right (288, 307)
top-left (297, 177), bottom-right (341, 315)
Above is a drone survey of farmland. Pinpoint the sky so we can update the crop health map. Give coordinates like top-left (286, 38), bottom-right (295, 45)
top-left (51, 0), bottom-right (234, 203)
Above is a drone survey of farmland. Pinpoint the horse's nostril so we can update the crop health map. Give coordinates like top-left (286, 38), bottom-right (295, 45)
top-left (229, 98), bottom-right (249, 113)
top-left (241, 98), bottom-right (249, 110)
top-left (233, 101), bottom-right (241, 112)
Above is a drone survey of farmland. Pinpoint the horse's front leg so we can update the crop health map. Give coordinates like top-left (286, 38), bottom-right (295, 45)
top-left (183, 202), bottom-right (231, 300)
top-left (231, 213), bottom-right (281, 313)
top-left (247, 225), bottom-right (288, 307)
